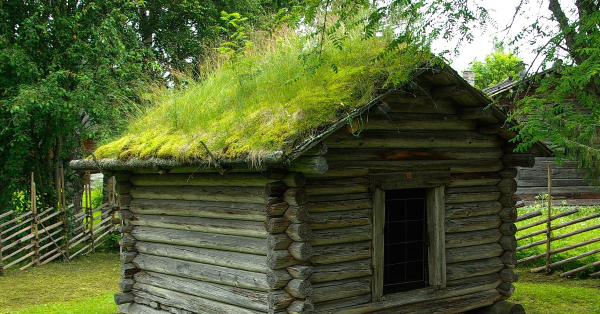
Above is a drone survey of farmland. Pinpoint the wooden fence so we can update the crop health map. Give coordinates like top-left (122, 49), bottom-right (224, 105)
top-left (0, 171), bottom-right (117, 275)
top-left (515, 165), bottom-right (600, 277)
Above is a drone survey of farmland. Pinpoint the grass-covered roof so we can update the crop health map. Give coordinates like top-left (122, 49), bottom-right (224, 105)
top-left (94, 31), bottom-right (426, 163)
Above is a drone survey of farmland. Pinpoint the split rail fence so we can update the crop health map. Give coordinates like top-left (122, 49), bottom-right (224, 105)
top-left (0, 170), bottom-right (118, 275)
top-left (515, 164), bottom-right (600, 277)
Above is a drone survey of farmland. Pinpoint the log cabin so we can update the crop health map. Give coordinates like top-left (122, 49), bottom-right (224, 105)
top-left (484, 74), bottom-right (600, 206)
top-left (71, 39), bottom-right (551, 313)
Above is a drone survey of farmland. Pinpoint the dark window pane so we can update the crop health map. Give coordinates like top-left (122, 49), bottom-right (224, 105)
top-left (406, 222), bottom-right (424, 242)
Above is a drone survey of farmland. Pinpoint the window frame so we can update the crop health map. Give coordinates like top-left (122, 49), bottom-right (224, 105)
top-left (371, 171), bottom-right (448, 302)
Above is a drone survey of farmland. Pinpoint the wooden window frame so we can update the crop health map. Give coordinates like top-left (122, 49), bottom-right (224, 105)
top-left (371, 171), bottom-right (448, 302)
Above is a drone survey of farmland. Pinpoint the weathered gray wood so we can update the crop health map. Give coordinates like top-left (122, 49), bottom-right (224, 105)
top-left (130, 185), bottom-right (270, 204)
top-left (266, 182), bottom-right (289, 197)
top-left (445, 201), bottom-right (503, 219)
top-left (305, 177), bottom-right (369, 196)
top-left (446, 243), bottom-right (503, 263)
top-left (499, 223), bottom-right (517, 236)
top-left (370, 171), bottom-right (451, 191)
top-left (449, 172), bottom-right (502, 188)
top-left (288, 242), bottom-right (313, 261)
top-left (129, 173), bottom-right (276, 187)
top-left (132, 226), bottom-right (269, 255)
top-left (446, 229), bottom-right (503, 249)
top-left (265, 217), bottom-right (291, 234)
top-left (309, 225), bottom-right (371, 246)
top-left (287, 157), bottom-right (329, 175)
top-left (133, 283), bottom-right (264, 314)
top-left (476, 301), bottom-right (525, 314)
top-left (311, 277), bottom-right (371, 303)
top-left (306, 199), bottom-right (371, 213)
top-left (500, 168), bottom-right (519, 179)
top-left (120, 209), bottom-right (134, 221)
top-left (267, 270), bottom-right (294, 289)
top-left (135, 241), bottom-right (270, 272)
top-left (501, 251), bottom-right (517, 266)
top-left (312, 295), bottom-right (371, 313)
top-left (121, 251), bottom-right (138, 263)
top-left (497, 179), bottom-right (517, 194)
top-left (362, 113), bottom-right (475, 131)
top-left (132, 253), bottom-right (275, 291)
top-left (306, 193), bottom-right (371, 203)
top-left (446, 257), bottom-right (505, 281)
top-left (286, 265), bottom-right (314, 280)
top-left (268, 250), bottom-right (296, 269)
top-left (117, 302), bottom-right (169, 314)
top-left (309, 209), bottom-right (370, 230)
top-left (501, 153), bottom-right (534, 168)
top-left (372, 188), bottom-right (384, 302)
top-left (499, 194), bottom-right (517, 207)
top-left (445, 215), bottom-right (502, 233)
top-left (287, 299), bottom-right (314, 314)
top-left (268, 234), bottom-right (293, 250)
top-left (130, 199), bottom-right (268, 221)
top-left (456, 107), bottom-right (492, 119)
top-left (310, 259), bottom-right (371, 283)
top-left (285, 188), bottom-right (308, 206)
top-left (121, 263), bottom-right (139, 277)
top-left (446, 186), bottom-right (501, 204)
top-left (268, 200), bottom-right (289, 217)
top-left (325, 131), bottom-right (503, 149)
top-left (120, 278), bottom-right (135, 292)
top-left (428, 185), bottom-right (446, 288)
top-left (114, 292), bottom-right (134, 305)
top-left (498, 207), bottom-right (517, 222)
top-left (132, 214), bottom-right (268, 238)
top-left (499, 269), bottom-right (518, 283)
top-left (499, 236), bottom-right (517, 251)
top-left (117, 181), bottom-right (133, 194)
top-left (285, 279), bottom-right (313, 298)
top-left (325, 159), bottom-right (505, 174)
top-left (324, 147), bottom-right (502, 162)
top-left (497, 282), bottom-right (515, 299)
top-left (282, 172), bottom-right (307, 188)
top-left (311, 241), bottom-right (371, 264)
top-left (284, 206), bottom-right (309, 223)
top-left (286, 224), bottom-right (312, 242)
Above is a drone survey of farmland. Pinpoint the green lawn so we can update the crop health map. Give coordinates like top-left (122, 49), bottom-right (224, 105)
top-left (0, 252), bottom-right (119, 314)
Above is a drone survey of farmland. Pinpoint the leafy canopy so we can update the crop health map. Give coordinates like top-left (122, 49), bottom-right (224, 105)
top-left (469, 39), bottom-right (525, 89)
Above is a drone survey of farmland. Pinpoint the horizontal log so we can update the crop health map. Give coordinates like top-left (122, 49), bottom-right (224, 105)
top-left (498, 195), bottom-right (517, 207)
top-left (309, 225), bottom-right (371, 246)
top-left (120, 278), bottom-right (135, 292)
top-left (310, 259), bottom-right (371, 283)
top-left (120, 209), bottom-right (134, 221)
top-left (267, 233), bottom-right (293, 250)
top-left (284, 206), bottom-right (309, 223)
top-left (446, 257), bottom-right (505, 281)
top-left (286, 224), bottom-right (312, 242)
top-left (445, 201), bottom-right (503, 219)
top-left (267, 270), bottom-right (294, 289)
top-left (266, 182), bottom-right (289, 197)
top-left (311, 277), bottom-right (371, 303)
top-left (282, 172), bottom-right (307, 188)
top-left (477, 124), bottom-right (512, 136)
top-left (325, 159), bottom-right (505, 174)
top-left (309, 209), bottom-right (370, 230)
top-left (498, 207), bottom-right (517, 222)
top-left (361, 113), bottom-right (476, 131)
top-left (118, 194), bottom-right (133, 206)
top-left (129, 173), bottom-right (276, 187)
top-left (445, 215), bottom-right (502, 233)
top-left (114, 292), bottom-right (134, 305)
top-left (497, 282), bottom-right (515, 299)
top-left (515, 210), bottom-right (543, 223)
top-left (132, 214), bottom-right (268, 238)
top-left (121, 251), bottom-right (138, 263)
top-left (287, 157), bottom-right (329, 175)
top-left (285, 279), bottom-right (313, 298)
top-left (500, 168), bottom-right (519, 179)
top-left (499, 223), bottom-right (517, 236)
top-left (287, 299), bottom-right (314, 314)
top-left (325, 131), bottom-right (503, 149)
top-left (120, 235), bottom-right (136, 248)
top-left (499, 269), bottom-right (518, 283)
top-left (117, 303), bottom-right (168, 314)
top-left (130, 198), bottom-right (268, 221)
top-left (517, 236), bottom-right (600, 265)
top-left (383, 96), bottom-right (457, 114)
top-left (446, 186), bottom-right (501, 204)
top-left (133, 254), bottom-right (275, 291)
top-left (311, 241), bottom-right (371, 264)
top-left (312, 295), bottom-right (371, 313)
top-left (517, 208), bottom-right (579, 231)
top-left (303, 142), bottom-right (328, 156)
top-left (499, 236), bottom-right (517, 251)
top-left (449, 172), bottom-right (502, 188)
top-left (268, 250), bottom-right (296, 269)
top-left (132, 226), bottom-right (269, 255)
top-left (117, 182), bottom-right (133, 194)
top-left (133, 283), bottom-right (264, 314)
top-left (286, 265), bottom-right (314, 280)
top-left (324, 147), bottom-right (503, 162)
top-left (306, 199), bottom-right (371, 213)
top-left (135, 241), bottom-right (270, 273)
top-left (285, 188), bottom-right (308, 206)
top-left (457, 107), bottom-right (492, 119)
top-left (446, 243), bottom-right (504, 263)
top-left (121, 263), bottom-right (139, 277)
top-left (497, 179), bottom-right (517, 194)
top-left (288, 242), bottom-right (313, 261)
top-left (130, 185), bottom-right (270, 204)
top-left (501, 153), bottom-right (535, 168)
top-left (265, 217), bottom-right (291, 234)
top-left (306, 193), bottom-right (371, 203)
top-left (446, 229), bottom-right (503, 249)
top-left (305, 177), bottom-right (369, 196)
top-left (267, 200), bottom-right (289, 217)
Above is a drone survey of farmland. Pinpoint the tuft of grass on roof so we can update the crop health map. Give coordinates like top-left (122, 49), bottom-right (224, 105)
top-left (95, 31), bottom-right (425, 162)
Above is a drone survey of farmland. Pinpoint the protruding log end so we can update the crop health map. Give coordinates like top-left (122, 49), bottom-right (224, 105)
top-left (286, 265), bottom-right (314, 280)
top-left (268, 233), bottom-right (293, 250)
top-left (267, 269), bottom-right (293, 289)
top-left (497, 282), bottom-right (515, 300)
top-left (285, 206), bottom-right (309, 223)
top-left (120, 263), bottom-right (139, 277)
top-left (285, 279), bottom-right (313, 298)
top-left (120, 209), bottom-right (134, 221)
top-left (499, 269), bottom-right (518, 283)
top-left (457, 107), bottom-right (492, 120)
top-left (267, 200), bottom-right (289, 217)
top-left (120, 235), bottom-right (137, 248)
top-left (119, 278), bottom-right (135, 292)
top-left (498, 207), bottom-right (517, 222)
top-left (473, 301), bottom-right (525, 314)
top-left (500, 223), bottom-right (517, 236)
top-left (499, 236), bottom-right (517, 252)
top-left (283, 172), bottom-right (307, 188)
top-left (265, 217), bottom-right (292, 234)
top-left (286, 223), bottom-right (312, 242)
top-left (287, 298), bottom-right (314, 314)
top-left (500, 251), bottom-right (517, 267)
top-left (287, 157), bottom-right (329, 175)
top-left (267, 250), bottom-right (296, 270)
top-left (120, 251), bottom-right (138, 263)
top-left (501, 153), bottom-right (535, 168)
top-left (114, 292), bottom-right (135, 305)
top-left (288, 242), bottom-right (313, 261)
top-left (266, 182), bottom-right (289, 197)
top-left (285, 188), bottom-right (308, 206)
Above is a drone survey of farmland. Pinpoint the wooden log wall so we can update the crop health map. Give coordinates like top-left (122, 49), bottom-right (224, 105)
top-left (294, 82), bottom-right (526, 313)
top-left (115, 171), bottom-right (310, 314)
top-left (515, 157), bottom-right (600, 206)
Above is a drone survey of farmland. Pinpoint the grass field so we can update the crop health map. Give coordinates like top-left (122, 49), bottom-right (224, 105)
top-left (516, 204), bottom-right (600, 276)
top-left (0, 252), bottom-right (119, 314)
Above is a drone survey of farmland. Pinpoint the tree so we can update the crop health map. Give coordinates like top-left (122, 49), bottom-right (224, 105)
top-left (469, 39), bottom-right (525, 89)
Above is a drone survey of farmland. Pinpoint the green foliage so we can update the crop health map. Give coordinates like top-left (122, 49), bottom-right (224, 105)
top-left (95, 28), bottom-right (426, 162)
top-left (469, 39), bottom-right (525, 89)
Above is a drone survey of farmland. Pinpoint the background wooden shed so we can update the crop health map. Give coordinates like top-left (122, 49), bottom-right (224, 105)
top-left (484, 75), bottom-right (600, 206)
top-left (71, 65), bottom-right (549, 314)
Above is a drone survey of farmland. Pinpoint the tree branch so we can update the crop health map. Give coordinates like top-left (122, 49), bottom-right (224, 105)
top-left (548, 0), bottom-right (583, 64)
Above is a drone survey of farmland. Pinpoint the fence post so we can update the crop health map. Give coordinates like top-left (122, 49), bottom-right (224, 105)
top-left (545, 164), bottom-right (552, 274)
top-left (0, 221), bottom-right (4, 276)
top-left (31, 173), bottom-right (40, 267)
top-left (86, 171), bottom-right (95, 253)
top-left (60, 166), bottom-right (69, 260)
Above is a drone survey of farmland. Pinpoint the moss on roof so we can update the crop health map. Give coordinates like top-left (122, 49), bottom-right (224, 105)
top-left (95, 32), bottom-right (425, 162)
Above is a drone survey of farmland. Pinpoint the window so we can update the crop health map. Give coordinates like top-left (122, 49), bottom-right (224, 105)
top-left (371, 171), bottom-right (447, 301)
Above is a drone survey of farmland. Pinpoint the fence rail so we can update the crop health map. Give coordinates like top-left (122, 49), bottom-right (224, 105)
top-left (0, 171), bottom-right (117, 275)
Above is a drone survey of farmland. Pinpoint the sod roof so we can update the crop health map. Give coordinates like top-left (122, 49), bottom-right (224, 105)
top-left (92, 33), bottom-right (427, 165)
